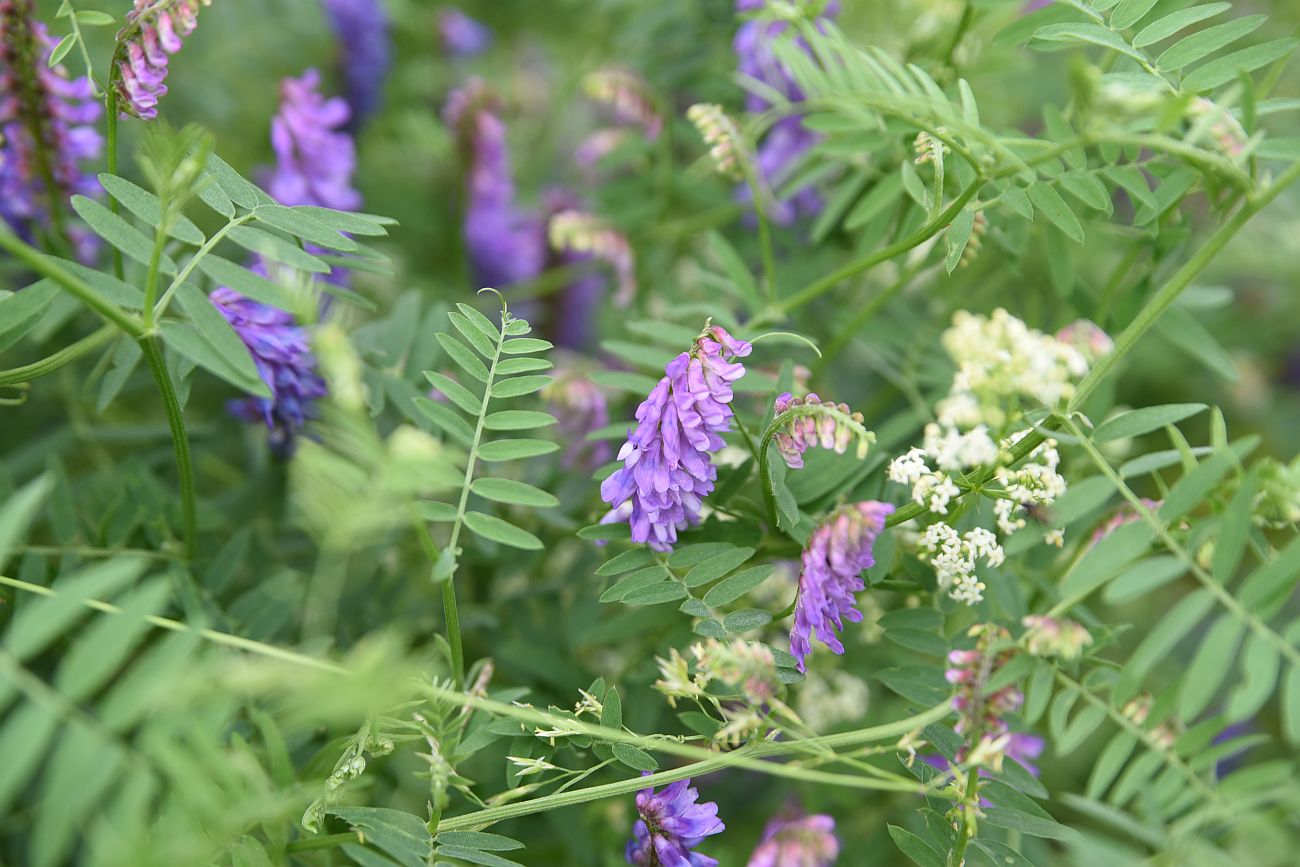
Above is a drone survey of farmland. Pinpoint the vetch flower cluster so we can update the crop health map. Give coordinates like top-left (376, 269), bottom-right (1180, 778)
top-left (771, 392), bottom-right (874, 469)
top-left (114, 0), bottom-right (210, 120)
top-left (790, 501), bottom-right (893, 671)
top-left (746, 808), bottom-right (839, 867)
top-left (919, 523), bottom-right (1004, 605)
top-left (211, 285), bottom-right (327, 456)
top-left (321, 0), bottom-right (391, 130)
top-left (268, 69), bottom-right (361, 211)
top-left (600, 324), bottom-right (752, 551)
top-left (1022, 615), bottom-right (1092, 661)
top-left (444, 78), bottom-right (545, 288)
top-left (548, 209), bottom-right (636, 308)
top-left (1090, 497), bottom-right (1161, 544)
top-left (1055, 318), bottom-right (1114, 363)
top-left (687, 103), bottom-right (746, 180)
top-left (0, 0), bottom-right (101, 256)
top-left (946, 624), bottom-right (1022, 740)
top-left (583, 66), bottom-right (661, 140)
top-left (437, 7), bottom-right (491, 57)
top-left (936, 308), bottom-right (1090, 429)
top-left (625, 776), bottom-right (725, 867)
top-left (542, 364), bottom-right (610, 470)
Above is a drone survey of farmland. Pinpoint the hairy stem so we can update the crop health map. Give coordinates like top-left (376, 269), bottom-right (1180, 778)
top-left (0, 325), bottom-right (114, 386)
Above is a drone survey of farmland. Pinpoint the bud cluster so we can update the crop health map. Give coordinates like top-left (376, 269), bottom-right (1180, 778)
top-left (687, 102), bottom-right (746, 180)
top-left (1021, 615), bottom-right (1092, 661)
top-left (945, 624), bottom-right (1022, 738)
top-left (771, 392), bottom-right (874, 469)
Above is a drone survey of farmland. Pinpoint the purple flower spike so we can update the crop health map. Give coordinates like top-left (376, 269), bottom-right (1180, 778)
top-left (0, 1), bottom-right (102, 258)
top-left (268, 69), bottom-right (361, 211)
top-left (625, 775), bottom-right (725, 867)
top-left (790, 501), bottom-right (893, 671)
top-left (772, 391), bottom-right (872, 469)
top-left (444, 78), bottom-right (546, 289)
top-left (733, 0), bottom-right (838, 224)
top-left (438, 7), bottom-right (492, 57)
top-left (600, 324), bottom-right (752, 552)
top-left (211, 285), bottom-right (327, 456)
top-left (321, 0), bottom-right (391, 130)
top-left (114, 0), bottom-right (209, 120)
top-left (747, 808), bottom-right (839, 867)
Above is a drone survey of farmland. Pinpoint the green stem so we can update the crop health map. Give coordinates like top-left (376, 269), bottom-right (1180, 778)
top-left (153, 213), bottom-right (255, 318)
top-left (285, 833), bottom-right (362, 853)
top-left (0, 227), bottom-right (142, 336)
top-left (777, 181), bottom-right (980, 314)
top-left (142, 226), bottom-right (168, 327)
top-left (0, 325), bottom-right (114, 386)
top-left (943, 2), bottom-right (974, 69)
top-left (813, 260), bottom-right (927, 379)
top-left (1071, 159), bottom-right (1300, 411)
top-left (139, 337), bottom-right (196, 560)
top-left (745, 167), bottom-right (779, 306)
top-left (441, 580), bottom-right (464, 686)
top-left (106, 91), bottom-right (124, 281)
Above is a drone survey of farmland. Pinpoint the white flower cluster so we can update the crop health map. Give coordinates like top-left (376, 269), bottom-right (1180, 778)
top-left (936, 309), bottom-right (1089, 429)
top-left (920, 523), bottom-right (1004, 605)
top-left (885, 423), bottom-right (997, 515)
top-left (992, 430), bottom-right (1066, 544)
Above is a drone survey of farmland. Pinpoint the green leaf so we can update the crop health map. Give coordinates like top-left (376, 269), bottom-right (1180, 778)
top-left (706, 230), bottom-right (760, 309)
top-left (684, 547), bottom-right (755, 588)
top-left (1283, 655), bottom-right (1300, 745)
top-left (449, 311), bottom-right (497, 358)
top-left (476, 439), bottom-right (560, 462)
top-left (462, 511), bottom-right (542, 550)
top-left (845, 173), bottom-right (904, 230)
top-left (1211, 472), bottom-right (1256, 584)
top-left (601, 685), bottom-right (623, 732)
top-left (483, 411), bottom-right (557, 431)
top-left (1133, 4), bottom-right (1231, 48)
top-left (1115, 590), bottom-right (1214, 704)
top-left (500, 337), bottom-right (553, 355)
top-left (1239, 536), bottom-right (1300, 616)
top-left (53, 578), bottom-right (170, 701)
top-left (204, 153), bottom-right (259, 210)
top-left (1032, 23), bottom-right (1147, 63)
top-left (159, 319), bottom-right (269, 396)
top-left (887, 825), bottom-right (944, 867)
top-left (5, 557), bottom-right (147, 661)
top-left (98, 174), bottom-right (205, 245)
top-left (1178, 614), bottom-right (1245, 719)
top-left (74, 10), bottom-right (115, 25)
top-left (723, 608), bottom-right (773, 633)
top-left (436, 333), bottom-right (489, 382)
top-left (70, 195), bottom-right (177, 273)
top-left (471, 478), bottom-right (558, 508)
top-left (600, 566), bottom-right (670, 603)
top-left (494, 357), bottom-right (553, 375)
top-left (294, 206), bottom-right (391, 236)
top-left (999, 185), bottom-right (1033, 219)
top-left (490, 375), bottom-right (552, 399)
top-left (1092, 403), bottom-right (1206, 442)
top-left (433, 846), bottom-right (523, 867)
top-left (418, 501), bottom-right (458, 522)
top-left (1225, 631), bottom-right (1279, 722)
top-left (611, 744), bottom-right (658, 771)
top-left (435, 832), bottom-right (522, 852)
top-left (1059, 170), bottom-right (1113, 212)
top-left (1102, 555), bottom-right (1187, 604)
top-left (596, 549), bottom-right (657, 577)
top-left (424, 372), bottom-right (482, 415)
top-left (0, 475), bottom-right (53, 571)
top-left (590, 370), bottom-right (660, 393)
top-left (1110, 0), bottom-right (1159, 30)
top-left (48, 33), bottom-right (77, 66)
top-left (944, 208), bottom-right (975, 274)
top-left (982, 807), bottom-right (1078, 839)
top-left (702, 565), bottom-right (775, 607)
top-left (1103, 165), bottom-right (1157, 220)
top-left (1181, 39), bottom-right (1299, 93)
top-left (252, 204), bottom-right (358, 252)
top-left (1157, 15), bottom-right (1266, 70)
top-left (1158, 450), bottom-right (1235, 523)
top-left (1086, 732), bottom-right (1138, 800)
top-left (197, 182), bottom-right (235, 218)
top-left (413, 397), bottom-right (475, 447)
top-left (1027, 182), bottom-right (1084, 243)
top-left (196, 255), bottom-right (295, 310)
top-left (622, 582), bottom-right (688, 605)
top-left (1060, 520), bottom-right (1152, 598)
top-left (0, 282), bottom-right (57, 352)
top-left (172, 283), bottom-right (268, 395)
top-left (227, 226), bottom-right (329, 273)
top-left (971, 840), bottom-right (1035, 867)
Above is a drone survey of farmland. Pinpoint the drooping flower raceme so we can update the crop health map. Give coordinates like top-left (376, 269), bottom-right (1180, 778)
top-left (790, 501), bottom-right (893, 671)
top-left (600, 324), bottom-right (752, 551)
top-left (771, 392), bottom-right (873, 469)
top-left (945, 624), bottom-right (1023, 740)
top-left (438, 7), bottom-right (491, 57)
top-left (0, 0), bottom-right (101, 256)
top-left (548, 209), bottom-right (636, 308)
top-left (114, 0), bottom-right (210, 120)
top-left (444, 79), bottom-right (545, 288)
top-left (746, 808), bottom-right (839, 867)
top-left (625, 775), bottom-right (725, 867)
top-left (211, 285), bottom-right (327, 456)
top-left (687, 103), bottom-right (746, 181)
top-left (321, 0), bottom-right (391, 130)
top-left (268, 69), bottom-right (361, 211)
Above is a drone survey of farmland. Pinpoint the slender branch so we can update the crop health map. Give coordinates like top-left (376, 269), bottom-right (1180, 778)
top-left (139, 336), bottom-right (196, 560)
top-left (0, 228), bottom-right (143, 336)
top-left (153, 212), bottom-right (256, 318)
top-left (0, 325), bottom-right (114, 386)
top-left (106, 91), bottom-right (124, 281)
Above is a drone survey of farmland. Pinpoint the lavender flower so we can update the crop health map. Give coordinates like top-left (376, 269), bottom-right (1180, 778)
top-left (945, 624), bottom-right (1023, 738)
top-left (771, 392), bottom-right (873, 469)
top-left (321, 0), bottom-right (391, 130)
top-left (444, 78), bottom-right (545, 288)
top-left (268, 69), bottom-right (361, 211)
top-left (548, 209), bottom-right (635, 308)
top-left (790, 501), bottom-right (893, 671)
top-left (625, 775), bottom-right (725, 867)
top-left (600, 324), bottom-right (752, 551)
top-left (543, 362), bottom-right (611, 469)
top-left (0, 0), bottom-right (101, 255)
top-left (747, 808), bottom-right (839, 867)
top-left (539, 189), bottom-right (604, 350)
top-left (583, 67), bottom-right (662, 140)
top-left (438, 7), bottom-right (491, 57)
top-left (732, 0), bottom-right (838, 224)
top-left (211, 285), bottom-right (327, 455)
top-left (1090, 498), bottom-right (1161, 544)
top-left (114, 0), bottom-right (209, 120)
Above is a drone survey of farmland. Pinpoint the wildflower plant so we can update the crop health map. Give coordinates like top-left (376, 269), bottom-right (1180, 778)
top-left (2, 1), bottom-right (1300, 866)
